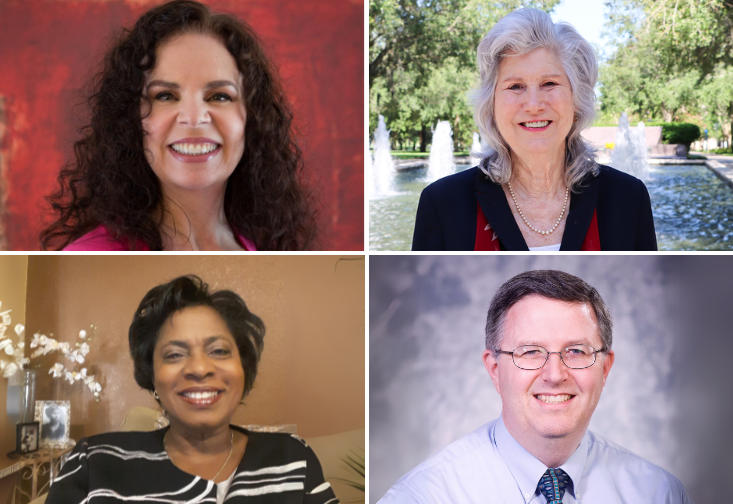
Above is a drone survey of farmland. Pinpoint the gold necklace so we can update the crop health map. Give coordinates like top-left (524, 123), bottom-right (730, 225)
top-left (507, 181), bottom-right (569, 235)
top-left (164, 429), bottom-right (234, 482)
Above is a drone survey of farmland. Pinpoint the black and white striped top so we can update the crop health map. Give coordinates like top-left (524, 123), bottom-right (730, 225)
top-left (46, 425), bottom-right (340, 504)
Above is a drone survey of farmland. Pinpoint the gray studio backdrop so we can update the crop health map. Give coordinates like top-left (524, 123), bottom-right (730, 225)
top-left (370, 255), bottom-right (733, 504)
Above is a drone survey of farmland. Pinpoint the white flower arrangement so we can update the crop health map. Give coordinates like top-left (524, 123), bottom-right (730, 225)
top-left (0, 302), bottom-right (103, 401)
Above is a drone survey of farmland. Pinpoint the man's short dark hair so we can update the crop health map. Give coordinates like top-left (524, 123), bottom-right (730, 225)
top-left (485, 270), bottom-right (612, 354)
top-left (129, 275), bottom-right (265, 398)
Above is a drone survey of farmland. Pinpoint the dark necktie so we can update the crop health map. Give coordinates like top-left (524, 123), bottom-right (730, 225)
top-left (537, 467), bottom-right (570, 504)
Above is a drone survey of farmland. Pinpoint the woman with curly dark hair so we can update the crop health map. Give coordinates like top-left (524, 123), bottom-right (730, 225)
top-left (41, 0), bottom-right (317, 251)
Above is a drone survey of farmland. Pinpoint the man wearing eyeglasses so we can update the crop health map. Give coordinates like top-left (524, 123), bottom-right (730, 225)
top-left (379, 269), bottom-right (691, 503)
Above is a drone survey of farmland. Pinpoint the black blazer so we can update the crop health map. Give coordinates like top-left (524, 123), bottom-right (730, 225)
top-left (412, 165), bottom-right (657, 251)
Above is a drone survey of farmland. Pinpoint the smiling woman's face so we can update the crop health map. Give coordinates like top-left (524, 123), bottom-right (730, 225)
top-left (493, 47), bottom-right (574, 161)
top-left (142, 33), bottom-right (246, 196)
top-left (153, 305), bottom-right (245, 432)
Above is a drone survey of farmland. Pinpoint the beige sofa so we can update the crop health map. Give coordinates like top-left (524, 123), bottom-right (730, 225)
top-left (30, 407), bottom-right (364, 504)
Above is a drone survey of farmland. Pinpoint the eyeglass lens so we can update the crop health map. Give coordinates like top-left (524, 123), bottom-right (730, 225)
top-left (512, 345), bottom-right (597, 370)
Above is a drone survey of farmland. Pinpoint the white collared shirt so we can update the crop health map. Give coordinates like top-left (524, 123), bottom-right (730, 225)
top-left (378, 416), bottom-right (692, 504)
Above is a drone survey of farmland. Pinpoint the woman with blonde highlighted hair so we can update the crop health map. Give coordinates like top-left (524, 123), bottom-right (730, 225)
top-left (412, 8), bottom-right (656, 251)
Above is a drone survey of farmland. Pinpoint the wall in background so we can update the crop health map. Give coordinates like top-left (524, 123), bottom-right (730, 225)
top-left (0, 0), bottom-right (363, 250)
top-left (24, 255), bottom-right (364, 440)
top-left (0, 256), bottom-right (28, 458)
top-left (369, 256), bottom-right (733, 504)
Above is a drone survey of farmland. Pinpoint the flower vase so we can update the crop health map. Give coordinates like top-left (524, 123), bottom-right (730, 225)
top-left (19, 369), bottom-right (37, 423)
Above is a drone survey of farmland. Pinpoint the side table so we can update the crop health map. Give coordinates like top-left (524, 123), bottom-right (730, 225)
top-left (9, 443), bottom-right (75, 504)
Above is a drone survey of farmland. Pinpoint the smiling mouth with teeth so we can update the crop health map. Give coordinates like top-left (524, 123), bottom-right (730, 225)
top-left (535, 394), bottom-right (573, 404)
top-left (521, 120), bottom-right (551, 128)
top-left (181, 390), bottom-right (221, 399)
top-left (177, 390), bottom-right (224, 408)
top-left (169, 142), bottom-right (220, 155)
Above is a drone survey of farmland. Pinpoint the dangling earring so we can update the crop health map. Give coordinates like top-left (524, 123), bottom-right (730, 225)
top-left (573, 113), bottom-right (578, 123)
top-left (153, 390), bottom-right (160, 401)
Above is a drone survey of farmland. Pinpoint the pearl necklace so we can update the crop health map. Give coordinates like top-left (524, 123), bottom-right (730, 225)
top-left (507, 181), bottom-right (569, 235)
top-left (164, 429), bottom-right (234, 482)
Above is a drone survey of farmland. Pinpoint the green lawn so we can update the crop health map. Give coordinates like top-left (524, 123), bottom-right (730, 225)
top-left (369, 150), bottom-right (471, 159)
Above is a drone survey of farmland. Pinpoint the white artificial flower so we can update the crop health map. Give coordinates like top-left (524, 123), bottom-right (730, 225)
top-left (79, 330), bottom-right (87, 339)
top-left (65, 371), bottom-right (75, 384)
top-left (49, 363), bottom-right (65, 377)
top-left (12, 348), bottom-right (28, 367)
top-left (14, 324), bottom-right (24, 337)
top-left (30, 348), bottom-right (43, 359)
top-left (3, 362), bottom-right (18, 378)
top-left (30, 333), bottom-right (41, 349)
top-left (1, 312), bottom-right (10, 326)
top-left (59, 342), bottom-right (71, 354)
top-left (3, 343), bottom-right (14, 356)
top-left (43, 339), bottom-right (58, 355)
top-left (39, 335), bottom-right (47, 346)
top-left (0, 340), bottom-right (12, 353)
top-left (79, 343), bottom-right (90, 357)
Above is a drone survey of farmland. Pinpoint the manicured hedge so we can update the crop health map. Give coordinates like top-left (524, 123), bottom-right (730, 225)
top-left (660, 122), bottom-right (701, 149)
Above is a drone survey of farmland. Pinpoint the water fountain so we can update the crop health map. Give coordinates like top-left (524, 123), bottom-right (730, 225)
top-left (370, 115), bottom-right (396, 198)
top-left (470, 132), bottom-right (483, 167)
top-left (369, 114), bottom-right (733, 250)
top-left (427, 121), bottom-right (454, 181)
top-left (611, 112), bottom-right (648, 182)
top-left (635, 121), bottom-right (647, 171)
top-left (366, 134), bottom-right (373, 198)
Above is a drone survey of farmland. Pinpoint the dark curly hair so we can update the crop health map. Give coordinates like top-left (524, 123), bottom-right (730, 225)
top-left (41, 0), bottom-right (317, 250)
top-left (129, 275), bottom-right (265, 398)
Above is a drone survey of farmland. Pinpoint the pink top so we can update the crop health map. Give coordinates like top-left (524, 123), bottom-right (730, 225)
top-left (62, 225), bottom-right (257, 251)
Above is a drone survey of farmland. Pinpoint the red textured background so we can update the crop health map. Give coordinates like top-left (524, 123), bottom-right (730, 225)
top-left (0, 0), bottom-right (363, 251)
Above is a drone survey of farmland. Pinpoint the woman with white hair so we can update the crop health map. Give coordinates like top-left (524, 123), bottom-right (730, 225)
top-left (411, 8), bottom-right (657, 251)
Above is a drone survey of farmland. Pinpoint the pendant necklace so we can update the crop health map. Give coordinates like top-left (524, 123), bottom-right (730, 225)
top-left (164, 429), bottom-right (234, 482)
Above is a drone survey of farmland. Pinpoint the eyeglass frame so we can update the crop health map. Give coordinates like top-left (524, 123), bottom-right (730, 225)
top-left (496, 344), bottom-right (609, 370)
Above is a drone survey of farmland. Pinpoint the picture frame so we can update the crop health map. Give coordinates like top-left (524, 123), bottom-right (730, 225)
top-left (16, 421), bottom-right (39, 454)
top-left (35, 400), bottom-right (71, 449)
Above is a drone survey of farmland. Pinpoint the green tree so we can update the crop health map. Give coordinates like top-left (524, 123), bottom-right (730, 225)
top-left (599, 36), bottom-right (700, 122)
top-left (637, 0), bottom-right (733, 76)
top-left (600, 0), bottom-right (733, 143)
top-left (696, 64), bottom-right (733, 143)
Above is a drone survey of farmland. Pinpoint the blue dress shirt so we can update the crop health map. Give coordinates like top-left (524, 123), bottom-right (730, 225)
top-left (378, 416), bottom-right (691, 503)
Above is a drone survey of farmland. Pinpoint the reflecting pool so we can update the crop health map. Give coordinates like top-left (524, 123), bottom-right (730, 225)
top-left (369, 163), bottom-right (733, 251)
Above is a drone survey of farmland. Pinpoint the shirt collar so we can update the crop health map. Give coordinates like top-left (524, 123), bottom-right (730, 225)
top-left (493, 415), bottom-right (589, 503)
